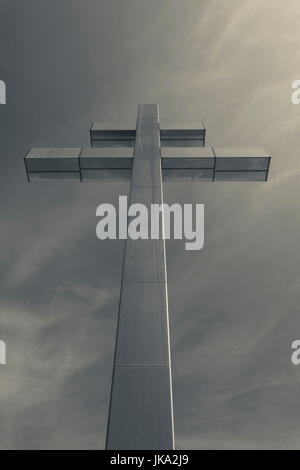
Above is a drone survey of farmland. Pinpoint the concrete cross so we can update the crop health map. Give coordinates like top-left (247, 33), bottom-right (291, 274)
top-left (24, 104), bottom-right (271, 450)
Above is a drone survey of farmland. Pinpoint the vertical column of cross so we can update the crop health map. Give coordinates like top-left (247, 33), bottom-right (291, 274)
top-left (106, 104), bottom-right (175, 450)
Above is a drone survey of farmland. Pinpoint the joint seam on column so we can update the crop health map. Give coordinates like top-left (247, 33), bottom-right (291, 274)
top-left (214, 169), bottom-right (267, 173)
top-left (131, 185), bottom-right (162, 189)
top-left (212, 146), bottom-right (217, 181)
top-left (89, 124), bottom-right (94, 148)
top-left (78, 148), bottom-right (83, 182)
top-left (123, 280), bottom-right (167, 284)
top-left (25, 170), bottom-right (80, 174)
top-left (122, 280), bottom-right (167, 283)
top-left (24, 148), bottom-right (31, 182)
top-left (115, 365), bottom-right (170, 368)
top-left (266, 157), bottom-right (271, 181)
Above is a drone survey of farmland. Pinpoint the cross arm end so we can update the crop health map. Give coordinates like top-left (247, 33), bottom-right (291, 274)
top-left (24, 147), bottom-right (134, 182)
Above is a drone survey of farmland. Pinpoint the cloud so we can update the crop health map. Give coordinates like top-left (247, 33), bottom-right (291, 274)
top-left (1, 0), bottom-right (300, 449)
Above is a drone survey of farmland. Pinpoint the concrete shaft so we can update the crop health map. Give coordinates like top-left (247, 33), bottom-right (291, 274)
top-left (106, 104), bottom-right (175, 450)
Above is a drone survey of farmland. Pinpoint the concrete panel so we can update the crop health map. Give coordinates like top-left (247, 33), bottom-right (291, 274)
top-left (131, 159), bottom-right (162, 187)
top-left (137, 104), bottom-right (160, 119)
top-left (92, 140), bottom-right (135, 148)
top-left (28, 172), bottom-right (80, 182)
top-left (160, 122), bottom-right (205, 147)
top-left (91, 122), bottom-right (136, 146)
top-left (214, 147), bottom-right (270, 171)
top-left (80, 147), bottom-right (133, 169)
top-left (214, 171), bottom-right (267, 181)
top-left (123, 238), bottom-right (166, 282)
top-left (25, 148), bottom-right (81, 172)
top-left (91, 123), bottom-right (136, 131)
top-left (161, 147), bottom-right (215, 170)
top-left (115, 282), bottom-right (169, 366)
top-left (160, 122), bottom-right (205, 134)
top-left (81, 169), bottom-right (132, 181)
top-left (161, 147), bottom-right (214, 169)
top-left (128, 187), bottom-right (164, 236)
top-left (134, 114), bottom-right (160, 158)
top-left (160, 139), bottom-right (205, 147)
top-left (129, 186), bottom-right (163, 206)
top-left (163, 168), bottom-right (213, 181)
top-left (106, 366), bottom-right (174, 450)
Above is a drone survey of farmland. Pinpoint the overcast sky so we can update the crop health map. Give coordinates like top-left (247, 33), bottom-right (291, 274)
top-left (0, 0), bottom-right (300, 449)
